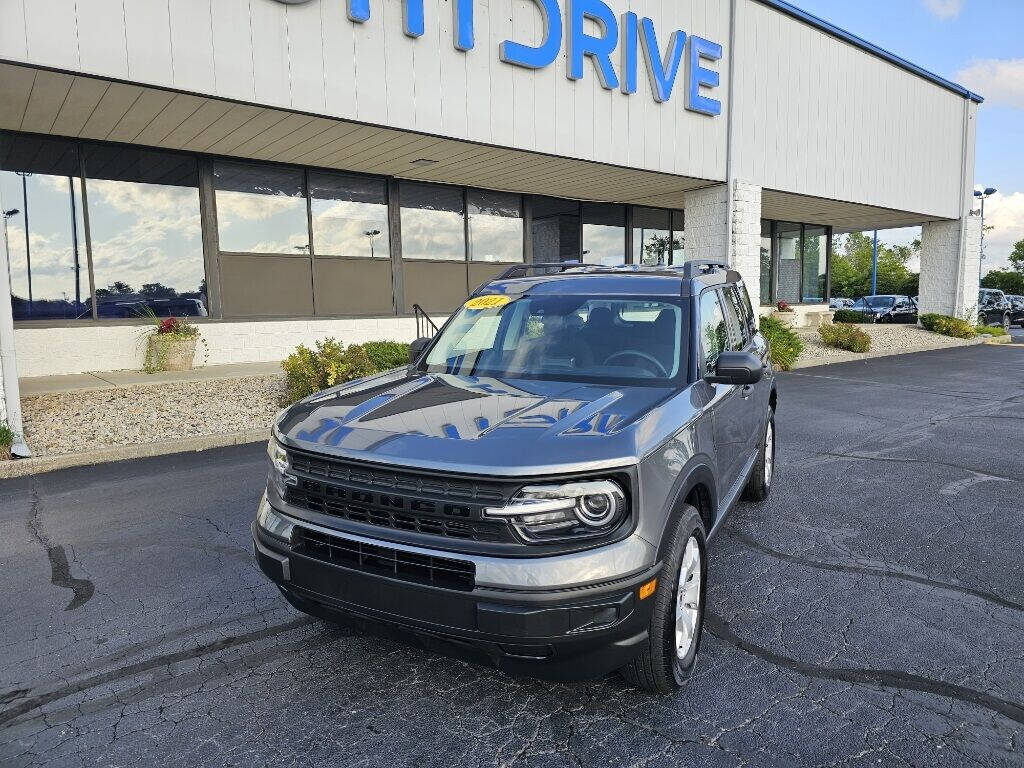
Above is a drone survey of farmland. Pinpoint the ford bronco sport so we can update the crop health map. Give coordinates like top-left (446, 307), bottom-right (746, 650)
top-left (254, 261), bottom-right (777, 693)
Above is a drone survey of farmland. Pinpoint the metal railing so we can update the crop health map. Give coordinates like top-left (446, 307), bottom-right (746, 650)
top-left (413, 304), bottom-right (439, 338)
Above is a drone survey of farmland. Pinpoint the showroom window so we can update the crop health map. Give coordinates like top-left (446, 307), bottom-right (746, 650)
top-left (759, 220), bottom-right (773, 306)
top-left (802, 226), bottom-right (828, 303)
top-left (761, 220), bottom-right (832, 306)
top-left (214, 161), bottom-right (309, 255)
top-left (529, 196), bottom-right (581, 263)
top-left (309, 170), bottom-right (389, 258)
top-left (400, 182), bottom-right (465, 261)
top-left (775, 222), bottom-right (803, 305)
top-left (632, 207), bottom-right (684, 266)
top-left (582, 203), bottom-right (625, 265)
top-left (0, 133), bottom-right (89, 320)
top-left (85, 145), bottom-right (206, 318)
top-left (467, 189), bottom-right (523, 263)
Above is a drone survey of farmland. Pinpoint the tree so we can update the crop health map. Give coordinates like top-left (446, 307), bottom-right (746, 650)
top-left (1010, 239), bottom-right (1024, 274)
top-left (828, 232), bottom-right (919, 298)
top-left (94, 281), bottom-right (134, 298)
top-left (981, 269), bottom-right (1024, 295)
top-left (140, 282), bottom-right (177, 298)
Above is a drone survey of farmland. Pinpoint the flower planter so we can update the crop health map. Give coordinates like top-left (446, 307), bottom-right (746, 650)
top-left (146, 335), bottom-right (198, 372)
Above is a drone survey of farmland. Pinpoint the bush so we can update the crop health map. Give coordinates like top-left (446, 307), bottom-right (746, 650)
top-left (281, 339), bottom-right (376, 405)
top-left (976, 324), bottom-right (1008, 337)
top-left (362, 340), bottom-right (411, 371)
top-left (919, 313), bottom-right (977, 339)
top-left (819, 322), bottom-right (872, 353)
top-left (0, 421), bottom-right (14, 460)
top-left (760, 316), bottom-right (803, 371)
top-left (832, 308), bottom-right (869, 324)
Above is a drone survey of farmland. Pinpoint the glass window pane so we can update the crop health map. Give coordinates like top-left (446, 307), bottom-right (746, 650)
top-left (760, 220), bottom-right (773, 305)
top-left (632, 207), bottom-right (672, 266)
top-left (468, 189), bottom-right (523, 263)
top-left (529, 196), bottom-right (579, 263)
top-left (86, 145), bottom-right (207, 318)
top-left (400, 181), bottom-right (465, 261)
top-left (671, 210), bottom-right (685, 265)
top-left (699, 290), bottom-right (728, 376)
top-left (582, 203), bottom-right (624, 265)
top-left (802, 226), bottom-right (828, 303)
top-left (776, 222), bottom-right (802, 304)
top-left (214, 161), bottom-right (309, 255)
top-left (309, 170), bottom-right (388, 258)
top-left (1, 133), bottom-right (90, 320)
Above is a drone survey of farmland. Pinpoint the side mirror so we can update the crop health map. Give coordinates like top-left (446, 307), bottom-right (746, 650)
top-left (706, 351), bottom-right (765, 386)
top-left (409, 337), bottom-right (431, 365)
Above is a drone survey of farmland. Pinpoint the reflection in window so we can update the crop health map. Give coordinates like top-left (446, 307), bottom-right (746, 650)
top-left (776, 222), bottom-right (802, 305)
top-left (802, 226), bottom-right (827, 303)
top-left (310, 171), bottom-right (389, 258)
top-left (582, 203), bottom-right (624, 265)
top-left (671, 210), bottom-right (685, 264)
top-left (215, 161), bottom-right (309, 255)
top-left (1, 134), bottom-right (89, 320)
top-left (699, 290), bottom-right (728, 376)
top-left (86, 145), bottom-right (207, 318)
top-left (760, 220), bottom-right (773, 305)
top-left (468, 190), bottom-right (523, 263)
top-left (400, 182), bottom-right (465, 261)
top-left (530, 196), bottom-right (580, 263)
top-left (632, 207), bottom-right (673, 266)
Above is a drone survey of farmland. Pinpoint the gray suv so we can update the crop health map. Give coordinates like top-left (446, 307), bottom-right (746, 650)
top-left (254, 261), bottom-right (777, 693)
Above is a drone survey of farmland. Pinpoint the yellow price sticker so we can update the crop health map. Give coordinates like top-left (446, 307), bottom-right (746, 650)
top-left (464, 294), bottom-right (513, 310)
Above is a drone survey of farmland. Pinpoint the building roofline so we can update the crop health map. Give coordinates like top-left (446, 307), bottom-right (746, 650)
top-left (755, 0), bottom-right (984, 104)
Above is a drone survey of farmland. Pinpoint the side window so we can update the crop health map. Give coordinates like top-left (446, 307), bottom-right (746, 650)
top-left (722, 286), bottom-right (752, 349)
top-left (699, 290), bottom-right (729, 376)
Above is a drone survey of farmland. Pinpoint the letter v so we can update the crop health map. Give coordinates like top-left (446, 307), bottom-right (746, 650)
top-left (638, 18), bottom-right (685, 103)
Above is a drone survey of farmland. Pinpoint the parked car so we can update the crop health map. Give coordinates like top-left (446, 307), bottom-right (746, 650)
top-left (977, 289), bottom-right (1012, 331)
top-left (254, 261), bottom-right (777, 694)
top-left (848, 295), bottom-right (918, 323)
top-left (1005, 295), bottom-right (1024, 328)
top-left (829, 297), bottom-right (855, 310)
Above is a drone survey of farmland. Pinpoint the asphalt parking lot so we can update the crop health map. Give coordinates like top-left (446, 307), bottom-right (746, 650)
top-left (2, 339), bottom-right (1023, 767)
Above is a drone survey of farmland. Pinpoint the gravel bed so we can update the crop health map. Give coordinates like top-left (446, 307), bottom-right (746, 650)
top-left (796, 323), bottom-right (981, 364)
top-left (22, 375), bottom-right (287, 458)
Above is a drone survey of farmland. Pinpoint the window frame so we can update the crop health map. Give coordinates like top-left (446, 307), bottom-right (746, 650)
top-left (697, 288), bottom-right (729, 378)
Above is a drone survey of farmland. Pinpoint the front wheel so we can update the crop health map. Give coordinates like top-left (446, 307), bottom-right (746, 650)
top-left (620, 507), bottom-right (707, 694)
top-left (742, 408), bottom-right (775, 502)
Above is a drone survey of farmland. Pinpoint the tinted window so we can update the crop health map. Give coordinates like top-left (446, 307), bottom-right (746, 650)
top-left (699, 290), bottom-right (728, 375)
top-left (530, 196), bottom-right (580, 263)
top-left (309, 170), bottom-right (389, 258)
top-left (582, 203), bottom-right (625, 265)
top-left (632, 207), bottom-right (672, 266)
top-left (214, 161), bottom-right (309, 254)
top-left (400, 182), bottom-right (465, 261)
top-left (467, 189), bottom-right (523, 263)
top-left (86, 145), bottom-right (206, 318)
top-left (722, 285), bottom-right (752, 348)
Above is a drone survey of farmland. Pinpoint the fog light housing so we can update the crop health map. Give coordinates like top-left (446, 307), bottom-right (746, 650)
top-left (256, 496), bottom-right (294, 543)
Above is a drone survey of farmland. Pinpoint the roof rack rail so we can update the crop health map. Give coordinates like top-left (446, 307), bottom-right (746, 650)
top-left (681, 260), bottom-right (731, 278)
top-left (494, 261), bottom-right (584, 281)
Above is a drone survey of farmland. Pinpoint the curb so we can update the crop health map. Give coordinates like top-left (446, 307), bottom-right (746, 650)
top-left (0, 429), bottom-right (268, 480)
top-left (788, 335), bottom-right (996, 370)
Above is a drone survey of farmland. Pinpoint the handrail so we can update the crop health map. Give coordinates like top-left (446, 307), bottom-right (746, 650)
top-left (412, 304), bottom-right (439, 338)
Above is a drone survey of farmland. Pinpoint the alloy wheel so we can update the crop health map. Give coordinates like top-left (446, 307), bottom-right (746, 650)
top-left (764, 420), bottom-right (774, 487)
top-left (675, 537), bottom-right (702, 660)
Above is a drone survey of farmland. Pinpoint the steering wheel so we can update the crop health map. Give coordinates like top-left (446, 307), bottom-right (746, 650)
top-left (604, 350), bottom-right (669, 377)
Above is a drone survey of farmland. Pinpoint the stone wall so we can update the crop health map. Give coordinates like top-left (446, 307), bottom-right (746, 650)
top-left (919, 216), bottom-right (982, 318)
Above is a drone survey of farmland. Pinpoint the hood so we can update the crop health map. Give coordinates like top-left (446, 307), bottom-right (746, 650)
top-left (276, 370), bottom-right (675, 476)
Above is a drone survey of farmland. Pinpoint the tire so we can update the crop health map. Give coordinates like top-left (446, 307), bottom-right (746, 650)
top-left (742, 408), bottom-right (775, 502)
top-left (620, 506), bottom-right (707, 694)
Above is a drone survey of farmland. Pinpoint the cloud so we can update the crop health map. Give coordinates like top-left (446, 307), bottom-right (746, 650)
top-left (921, 0), bottom-right (963, 18)
top-left (955, 58), bottom-right (1024, 109)
top-left (977, 190), bottom-right (1024, 272)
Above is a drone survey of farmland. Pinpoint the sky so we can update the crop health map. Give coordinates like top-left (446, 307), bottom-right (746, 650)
top-left (792, 0), bottom-right (1023, 272)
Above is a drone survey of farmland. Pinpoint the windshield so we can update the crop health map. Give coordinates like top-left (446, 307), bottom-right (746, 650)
top-left (422, 294), bottom-right (687, 385)
top-left (856, 296), bottom-right (896, 309)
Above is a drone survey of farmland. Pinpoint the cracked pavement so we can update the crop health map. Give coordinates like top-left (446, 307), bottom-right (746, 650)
top-left (1, 340), bottom-right (1023, 767)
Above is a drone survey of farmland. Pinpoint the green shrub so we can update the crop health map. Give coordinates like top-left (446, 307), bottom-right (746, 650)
top-left (362, 340), bottom-right (411, 371)
top-left (919, 313), bottom-right (977, 339)
top-left (832, 309), bottom-right (869, 324)
top-left (760, 316), bottom-right (803, 371)
top-left (0, 420), bottom-right (14, 451)
top-left (281, 339), bottom-right (376, 405)
top-left (976, 324), bottom-right (1008, 337)
top-left (819, 322), bottom-right (872, 353)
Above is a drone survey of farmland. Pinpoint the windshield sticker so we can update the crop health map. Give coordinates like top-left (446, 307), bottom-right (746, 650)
top-left (464, 294), bottom-right (512, 310)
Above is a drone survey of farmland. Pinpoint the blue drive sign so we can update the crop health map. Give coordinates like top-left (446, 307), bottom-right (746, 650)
top-left (273, 0), bottom-right (723, 114)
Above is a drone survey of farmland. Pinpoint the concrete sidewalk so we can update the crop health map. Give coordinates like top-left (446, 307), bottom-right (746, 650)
top-left (19, 361), bottom-right (283, 396)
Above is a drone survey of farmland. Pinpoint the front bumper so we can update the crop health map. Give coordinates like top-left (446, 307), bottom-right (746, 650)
top-left (253, 508), bottom-right (661, 681)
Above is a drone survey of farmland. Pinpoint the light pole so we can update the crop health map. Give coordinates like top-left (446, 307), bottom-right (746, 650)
top-left (14, 172), bottom-right (32, 311)
top-left (974, 187), bottom-right (997, 279)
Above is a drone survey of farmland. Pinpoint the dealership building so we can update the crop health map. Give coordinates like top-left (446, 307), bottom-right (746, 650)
top-left (0, 0), bottom-right (983, 445)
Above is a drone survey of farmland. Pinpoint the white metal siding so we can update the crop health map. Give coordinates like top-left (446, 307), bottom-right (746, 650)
top-left (0, 0), bottom-right (729, 183)
top-left (732, 0), bottom-right (967, 219)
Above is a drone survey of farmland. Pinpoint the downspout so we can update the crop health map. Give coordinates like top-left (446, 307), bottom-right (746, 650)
top-left (724, 0), bottom-right (738, 264)
top-left (0, 213), bottom-right (31, 457)
top-left (952, 96), bottom-right (970, 317)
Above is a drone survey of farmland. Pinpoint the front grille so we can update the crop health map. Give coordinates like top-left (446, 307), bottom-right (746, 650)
top-left (299, 527), bottom-right (475, 591)
top-left (285, 452), bottom-right (516, 543)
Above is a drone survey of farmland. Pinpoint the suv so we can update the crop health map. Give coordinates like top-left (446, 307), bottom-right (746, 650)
top-left (978, 289), bottom-right (1012, 331)
top-left (1006, 295), bottom-right (1024, 328)
top-left (254, 262), bottom-right (777, 693)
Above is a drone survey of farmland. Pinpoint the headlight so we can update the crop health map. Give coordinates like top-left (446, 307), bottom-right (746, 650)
top-left (267, 436), bottom-right (289, 475)
top-left (484, 479), bottom-right (628, 542)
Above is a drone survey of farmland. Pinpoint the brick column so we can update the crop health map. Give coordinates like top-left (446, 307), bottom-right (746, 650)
top-left (684, 181), bottom-right (763, 310)
top-left (919, 215), bottom-right (982, 319)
